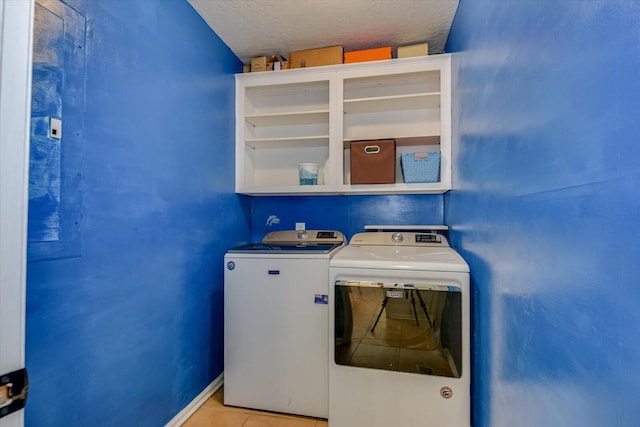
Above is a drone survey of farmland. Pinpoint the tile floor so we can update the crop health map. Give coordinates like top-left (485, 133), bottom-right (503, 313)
top-left (182, 387), bottom-right (328, 427)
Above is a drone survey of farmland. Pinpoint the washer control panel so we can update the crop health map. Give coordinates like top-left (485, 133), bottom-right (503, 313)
top-left (262, 230), bottom-right (345, 245)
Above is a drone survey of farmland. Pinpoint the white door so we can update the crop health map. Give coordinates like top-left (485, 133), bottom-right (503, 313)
top-left (0, 0), bottom-right (34, 426)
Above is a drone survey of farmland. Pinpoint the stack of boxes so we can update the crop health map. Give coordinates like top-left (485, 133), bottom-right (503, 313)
top-left (245, 42), bottom-right (430, 72)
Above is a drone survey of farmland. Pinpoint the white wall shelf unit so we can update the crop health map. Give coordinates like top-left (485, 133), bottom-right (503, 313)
top-left (235, 55), bottom-right (451, 195)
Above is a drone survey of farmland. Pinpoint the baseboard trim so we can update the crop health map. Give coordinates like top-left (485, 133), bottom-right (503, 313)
top-left (165, 373), bottom-right (224, 426)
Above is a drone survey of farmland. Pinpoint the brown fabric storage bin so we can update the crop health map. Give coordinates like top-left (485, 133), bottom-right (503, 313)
top-left (350, 139), bottom-right (396, 184)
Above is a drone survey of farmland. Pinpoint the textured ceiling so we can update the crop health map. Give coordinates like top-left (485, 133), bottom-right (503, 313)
top-left (188, 0), bottom-right (459, 64)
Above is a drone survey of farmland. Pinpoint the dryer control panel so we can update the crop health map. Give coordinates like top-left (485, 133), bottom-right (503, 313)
top-left (349, 232), bottom-right (449, 247)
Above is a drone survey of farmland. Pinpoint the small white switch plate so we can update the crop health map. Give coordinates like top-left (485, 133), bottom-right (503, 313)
top-left (49, 118), bottom-right (62, 139)
top-left (295, 222), bottom-right (305, 230)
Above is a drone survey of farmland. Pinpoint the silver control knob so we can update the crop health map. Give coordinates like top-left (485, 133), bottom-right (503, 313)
top-left (391, 232), bottom-right (403, 243)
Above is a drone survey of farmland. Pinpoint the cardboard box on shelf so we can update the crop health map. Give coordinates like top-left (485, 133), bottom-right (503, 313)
top-left (397, 43), bottom-right (429, 58)
top-left (242, 65), bottom-right (251, 73)
top-left (251, 56), bottom-right (268, 72)
top-left (250, 55), bottom-right (287, 72)
top-left (344, 47), bottom-right (392, 64)
top-left (289, 46), bottom-right (343, 68)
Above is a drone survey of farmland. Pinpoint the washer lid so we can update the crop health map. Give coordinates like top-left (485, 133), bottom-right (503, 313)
top-left (226, 230), bottom-right (345, 254)
top-left (226, 242), bottom-right (342, 254)
top-left (329, 244), bottom-right (469, 273)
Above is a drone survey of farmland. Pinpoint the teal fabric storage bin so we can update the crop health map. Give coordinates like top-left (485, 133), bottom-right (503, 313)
top-left (401, 151), bottom-right (441, 183)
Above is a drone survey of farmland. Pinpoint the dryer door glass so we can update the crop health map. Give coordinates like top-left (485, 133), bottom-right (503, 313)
top-left (334, 280), bottom-right (461, 378)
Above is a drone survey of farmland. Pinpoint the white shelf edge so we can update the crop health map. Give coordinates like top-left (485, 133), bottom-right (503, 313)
top-left (237, 183), bottom-right (451, 196)
top-left (342, 136), bottom-right (441, 146)
top-left (245, 135), bottom-right (330, 148)
top-left (246, 109), bottom-right (329, 117)
top-left (337, 182), bottom-right (450, 193)
top-left (343, 93), bottom-right (441, 114)
top-left (236, 184), bottom-right (337, 195)
top-left (245, 109), bottom-right (330, 126)
top-left (344, 92), bottom-right (440, 104)
top-left (240, 189), bottom-right (450, 196)
top-left (246, 135), bottom-right (330, 141)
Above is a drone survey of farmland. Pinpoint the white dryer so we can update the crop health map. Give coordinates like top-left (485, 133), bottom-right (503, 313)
top-left (328, 229), bottom-right (470, 427)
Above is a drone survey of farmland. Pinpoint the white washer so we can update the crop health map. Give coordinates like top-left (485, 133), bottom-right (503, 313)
top-left (329, 230), bottom-right (470, 427)
top-left (224, 230), bottom-right (345, 418)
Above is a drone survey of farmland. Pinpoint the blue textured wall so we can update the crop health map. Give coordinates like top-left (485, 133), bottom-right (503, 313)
top-left (26, 1), bottom-right (640, 425)
top-left (251, 195), bottom-right (443, 241)
top-left (445, 1), bottom-right (640, 426)
top-left (25, 1), bottom-right (249, 426)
